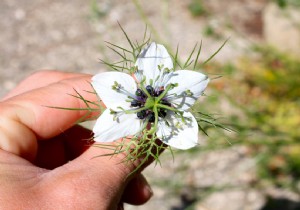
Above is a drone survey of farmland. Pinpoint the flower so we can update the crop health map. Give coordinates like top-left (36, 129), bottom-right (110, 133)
top-left (91, 42), bottom-right (209, 149)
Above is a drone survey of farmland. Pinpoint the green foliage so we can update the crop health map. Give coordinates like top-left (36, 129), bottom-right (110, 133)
top-left (275, 0), bottom-right (288, 8)
top-left (203, 25), bottom-right (215, 37)
top-left (249, 46), bottom-right (300, 100)
top-left (227, 46), bottom-right (300, 189)
top-left (188, 0), bottom-right (207, 17)
top-left (89, 0), bottom-right (108, 20)
top-left (239, 46), bottom-right (300, 138)
top-left (192, 45), bottom-right (300, 190)
top-left (273, 0), bottom-right (300, 8)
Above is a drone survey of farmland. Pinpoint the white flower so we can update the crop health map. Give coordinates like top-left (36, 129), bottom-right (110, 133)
top-left (91, 42), bottom-right (209, 149)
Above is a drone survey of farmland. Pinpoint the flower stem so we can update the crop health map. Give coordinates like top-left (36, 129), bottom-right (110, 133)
top-left (148, 105), bottom-right (159, 134)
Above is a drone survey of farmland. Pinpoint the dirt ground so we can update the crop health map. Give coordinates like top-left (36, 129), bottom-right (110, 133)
top-left (0, 0), bottom-right (264, 98)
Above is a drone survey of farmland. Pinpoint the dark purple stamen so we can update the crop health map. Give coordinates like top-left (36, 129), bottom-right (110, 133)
top-left (146, 85), bottom-right (154, 96)
top-left (148, 112), bottom-right (155, 123)
top-left (131, 86), bottom-right (171, 122)
top-left (161, 99), bottom-right (171, 107)
top-left (137, 110), bottom-right (147, 119)
top-left (135, 89), bottom-right (145, 98)
top-left (158, 109), bottom-right (167, 118)
top-left (131, 100), bottom-right (141, 107)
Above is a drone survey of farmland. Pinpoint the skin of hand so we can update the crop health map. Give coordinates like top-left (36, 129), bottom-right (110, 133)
top-left (0, 70), bottom-right (153, 209)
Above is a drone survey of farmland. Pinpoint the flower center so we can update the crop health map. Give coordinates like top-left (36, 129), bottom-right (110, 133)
top-left (131, 85), bottom-right (171, 123)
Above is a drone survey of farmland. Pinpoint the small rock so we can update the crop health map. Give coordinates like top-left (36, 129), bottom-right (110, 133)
top-left (3, 80), bottom-right (15, 91)
top-left (14, 8), bottom-right (26, 20)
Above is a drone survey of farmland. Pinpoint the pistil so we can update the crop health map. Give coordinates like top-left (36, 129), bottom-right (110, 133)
top-left (130, 85), bottom-right (173, 122)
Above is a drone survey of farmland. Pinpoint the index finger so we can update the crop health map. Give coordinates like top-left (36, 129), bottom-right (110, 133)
top-left (0, 74), bottom-right (101, 160)
top-left (1, 70), bottom-right (89, 101)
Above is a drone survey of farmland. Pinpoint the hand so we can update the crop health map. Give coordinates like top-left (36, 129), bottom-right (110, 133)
top-left (0, 70), bottom-right (153, 209)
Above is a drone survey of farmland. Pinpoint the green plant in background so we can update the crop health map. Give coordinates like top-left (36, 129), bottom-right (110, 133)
top-left (203, 25), bottom-right (215, 37)
top-left (188, 0), bottom-right (207, 17)
top-left (273, 0), bottom-right (300, 8)
top-left (218, 46), bottom-right (300, 190)
top-left (245, 48), bottom-right (300, 189)
top-left (195, 45), bottom-right (300, 190)
top-left (275, 0), bottom-right (288, 8)
top-left (202, 24), bottom-right (223, 40)
top-left (89, 0), bottom-right (109, 20)
top-left (240, 46), bottom-right (300, 134)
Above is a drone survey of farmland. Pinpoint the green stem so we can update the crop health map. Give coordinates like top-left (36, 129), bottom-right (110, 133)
top-left (148, 106), bottom-right (159, 134)
top-left (139, 84), bottom-right (152, 98)
top-left (156, 104), bottom-right (182, 113)
top-left (155, 84), bottom-right (173, 102)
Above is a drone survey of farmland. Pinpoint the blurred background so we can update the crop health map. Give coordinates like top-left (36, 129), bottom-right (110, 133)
top-left (1, 0), bottom-right (300, 209)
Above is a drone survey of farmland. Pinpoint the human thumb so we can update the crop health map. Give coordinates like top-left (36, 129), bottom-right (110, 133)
top-left (60, 144), bottom-right (154, 209)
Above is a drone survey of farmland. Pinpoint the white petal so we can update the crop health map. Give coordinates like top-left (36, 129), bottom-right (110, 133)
top-left (92, 72), bottom-right (137, 110)
top-left (166, 70), bottom-right (209, 110)
top-left (157, 111), bottom-right (198, 150)
top-left (135, 42), bottom-right (173, 85)
top-left (93, 109), bottom-right (142, 142)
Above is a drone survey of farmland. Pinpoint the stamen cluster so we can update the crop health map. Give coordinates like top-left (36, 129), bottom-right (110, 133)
top-left (131, 85), bottom-right (171, 122)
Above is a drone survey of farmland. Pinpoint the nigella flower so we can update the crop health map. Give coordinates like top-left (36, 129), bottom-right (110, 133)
top-left (91, 42), bottom-right (209, 149)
